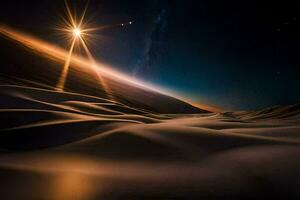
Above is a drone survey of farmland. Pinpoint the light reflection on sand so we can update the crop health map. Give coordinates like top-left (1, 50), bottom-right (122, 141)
top-left (51, 172), bottom-right (96, 200)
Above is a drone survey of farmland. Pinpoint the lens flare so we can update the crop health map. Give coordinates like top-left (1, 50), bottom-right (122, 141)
top-left (73, 28), bottom-right (81, 37)
top-left (56, 0), bottom-right (133, 99)
top-left (55, 0), bottom-right (87, 92)
top-left (56, 0), bottom-right (111, 95)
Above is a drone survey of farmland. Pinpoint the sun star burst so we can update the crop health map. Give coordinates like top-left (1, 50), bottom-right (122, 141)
top-left (73, 28), bottom-right (81, 37)
top-left (56, 0), bottom-right (133, 99)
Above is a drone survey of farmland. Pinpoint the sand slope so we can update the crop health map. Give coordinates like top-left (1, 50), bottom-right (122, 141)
top-left (0, 84), bottom-right (299, 199)
top-left (0, 34), bottom-right (209, 114)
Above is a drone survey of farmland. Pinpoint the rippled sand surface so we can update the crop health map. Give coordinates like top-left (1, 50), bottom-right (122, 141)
top-left (0, 85), bottom-right (299, 199)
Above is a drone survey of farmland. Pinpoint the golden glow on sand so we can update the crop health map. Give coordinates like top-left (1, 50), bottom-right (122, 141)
top-left (0, 25), bottom-right (145, 87)
top-left (51, 171), bottom-right (96, 200)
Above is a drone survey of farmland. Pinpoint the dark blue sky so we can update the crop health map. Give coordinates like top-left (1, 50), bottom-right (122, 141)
top-left (1, 0), bottom-right (300, 110)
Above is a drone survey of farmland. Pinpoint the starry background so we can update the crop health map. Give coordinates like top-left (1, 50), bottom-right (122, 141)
top-left (0, 0), bottom-right (300, 110)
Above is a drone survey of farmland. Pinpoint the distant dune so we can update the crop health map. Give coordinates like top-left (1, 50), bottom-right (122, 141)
top-left (0, 27), bottom-right (300, 199)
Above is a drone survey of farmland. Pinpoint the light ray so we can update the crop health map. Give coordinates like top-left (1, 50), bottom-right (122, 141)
top-left (64, 0), bottom-right (76, 28)
top-left (79, 37), bottom-right (114, 100)
top-left (56, 37), bottom-right (76, 91)
top-left (78, 0), bottom-right (89, 28)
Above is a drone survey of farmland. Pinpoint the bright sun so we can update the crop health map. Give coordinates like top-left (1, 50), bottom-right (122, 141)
top-left (73, 28), bottom-right (81, 37)
top-left (56, 0), bottom-right (133, 92)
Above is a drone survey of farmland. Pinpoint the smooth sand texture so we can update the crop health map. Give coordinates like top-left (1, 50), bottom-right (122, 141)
top-left (0, 84), bottom-right (300, 199)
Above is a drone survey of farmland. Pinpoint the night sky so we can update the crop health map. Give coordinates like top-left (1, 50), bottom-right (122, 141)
top-left (1, 0), bottom-right (300, 110)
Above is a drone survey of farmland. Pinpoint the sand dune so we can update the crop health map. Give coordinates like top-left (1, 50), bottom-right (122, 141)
top-left (0, 84), bottom-right (299, 199)
top-left (0, 27), bottom-right (210, 114)
top-left (0, 27), bottom-right (300, 199)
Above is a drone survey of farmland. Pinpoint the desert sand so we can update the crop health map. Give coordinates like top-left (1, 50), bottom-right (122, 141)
top-left (0, 84), bottom-right (299, 199)
top-left (0, 26), bottom-right (300, 199)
